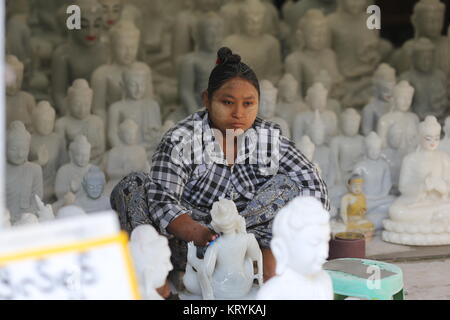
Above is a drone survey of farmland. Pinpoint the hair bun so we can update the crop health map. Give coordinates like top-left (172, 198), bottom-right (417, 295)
top-left (217, 47), bottom-right (241, 65)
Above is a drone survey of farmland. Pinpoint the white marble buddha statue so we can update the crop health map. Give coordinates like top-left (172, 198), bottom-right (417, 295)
top-left (293, 82), bottom-right (338, 144)
top-left (55, 79), bottom-right (105, 165)
top-left (313, 69), bottom-right (343, 115)
top-left (51, 0), bottom-right (110, 115)
top-left (108, 66), bottom-right (162, 159)
top-left (91, 20), bottom-right (154, 123)
top-left (383, 116), bottom-right (450, 246)
top-left (285, 9), bottom-right (343, 99)
top-left (399, 38), bottom-right (448, 122)
top-left (362, 64), bottom-right (397, 136)
top-left (222, 0), bottom-right (282, 84)
top-left (30, 101), bottom-right (68, 202)
top-left (257, 196), bottom-right (333, 300)
top-left (54, 135), bottom-right (93, 202)
top-left (6, 121), bottom-right (44, 225)
top-left (129, 225), bottom-right (173, 300)
top-left (104, 119), bottom-right (150, 195)
top-left (178, 12), bottom-right (225, 116)
top-left (377, 80), bottom-right (420, 154)
top-left (352, 132), bottom-right (395, 230)
top-left (276, 74), bottom-right (309, 131)
top-left (381, 123), bottom-right (405, 195)
top-left (183, 198), bottom-right (263, 300)
top-left (439, 116), bottom-right (450, 156)
top-left (73, 166), bottom-right (112, 213)
top-left (6, 55), bottom-right (36, 133)
top-left (259, 80), bottom-right (291, 138)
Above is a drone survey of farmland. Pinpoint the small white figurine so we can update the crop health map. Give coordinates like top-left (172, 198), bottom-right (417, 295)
top-left (108, 66), bottom-right (162, 158)
top-left (361, 64), bottom-right (397, 136)
top-left (30, 101), bottom-right (68, 202)
top-left (256, 196), bottom-right (333, 300)
top-left (183, 198), bottom-right (263, 300)
top-left (5, 55), bottom-right (36, 132)
top-left (276, 74), bottom-right (309, 130)
top-left (383, 116), bottom-right (450, 245)
top-left (6, 121), bottom-right (43, 224)
top-left (381, 123), bottom-right (405, 194)
top-left (353, 132), bottom-right (395, 230)
top-left (259, 80), bottom-right (291, 138)
top-left (222, 0), bottom-right (282, 83)
top-left (55, 79), bottom-right (106, 165)
top-left (129, 225), bottom-right (173, 300)
top-left (54, 135), bottom-right (93, 202)
top-left (399, 38), bottom-right (448, 121)
top-left (377, 80), bottom-right (420, 154)
top-left (284, 0), bottom-right (337, 35)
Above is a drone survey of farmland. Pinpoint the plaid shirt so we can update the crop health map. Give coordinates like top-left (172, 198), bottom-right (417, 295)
top-left (146, 110), bottom-right (330, 235)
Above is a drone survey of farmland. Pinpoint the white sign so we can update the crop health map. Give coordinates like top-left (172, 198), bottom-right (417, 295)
top-left (0, 212), bottom-right (140, 300)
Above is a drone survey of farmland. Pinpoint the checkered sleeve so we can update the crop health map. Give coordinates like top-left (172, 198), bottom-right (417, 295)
top-left (277, 136), bottom-right (331, 211)
top-left (145, 137), bottom-right (192, 236)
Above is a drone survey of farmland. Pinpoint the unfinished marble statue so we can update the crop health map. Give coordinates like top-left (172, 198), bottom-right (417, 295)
top-left (399, 38), bottom-right (448, 121)
top-left (73, 166), bottom-right (111, 213)
top-left (293, 82), bottom-right (338, 144)
top-left (381, 123), bottom-right (405, 194)
top-left (108, 66), bottom-right (162, 158)
top-left (383, 116), bottom-right (450, 245)
top-left (276, 74), bottom-right (309, 130)
top-left (377, 81), bottom-right (420, 154)
top-left (51, 0), bottom-right (110, 115)
top-left (91, 20), bottom-right (154, 123)
top-left (352, 132), bottom-right (395, 230)
top-left (6, 121), bottom-right (43, 225)
top-left (178, 12), bottom-right (225, 115)
top-left (284, 9), bottom-right (344, 99)
top-left (222, 0), bottom-right (282, 83)
top-left (296, 135), bottom-right (315, 162)
top-left (393, 0), bottom-right (450, 79)
top-left (259, 80), bottom-right (291, 138)
top-left (362, 64), bottom-right (397, 136)
top-left (129, 225), bottom-right (173, 300)
top-left (183, 198), bottom-right (263, 300)
top-left (30, 101), bottom-right (68, 202)
top-left (257, 196), bottom-right (332, 300)
top-left (340, 174), bottom-right (375, 239)
top-left (104, 119), bottom-right (150, 195)
top-left (6, 55), bottom-right (36, 132)
top-left (54, 135), bottom-right (93, 202)
top-left (55, 79), bottom-right (106, 165)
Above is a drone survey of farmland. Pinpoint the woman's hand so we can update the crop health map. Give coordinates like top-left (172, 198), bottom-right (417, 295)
top-left (167, 214), bottom-right (218, 247)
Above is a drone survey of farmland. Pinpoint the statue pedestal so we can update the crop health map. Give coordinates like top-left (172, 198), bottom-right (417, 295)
top-left (382, 219), bottom-right (450, 246)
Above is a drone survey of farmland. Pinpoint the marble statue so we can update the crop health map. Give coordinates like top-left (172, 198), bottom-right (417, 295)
top-left (178, 12), bottom-right (225, 116)
top-left (392, 0), bottom-right (450, 79)
top-left (129, 225), bottom-right (173, 300)
top-left (377, 81), bottom-right (420, 154)
top-left (314, 70), bottom-right (342, 115)
top-left (183, 198), bottom-right (263, 300)
top-left (381, 123), bottom-right (405, 194)
top-left (98, 0), bottom-right (124, 31)
top-left (222, 0), bottom-right (282, 83)
top-left (340, 174), bottom-right (375, 239)
top-left (276, 74), bottom-right (309, 131)
top-left (30, 101), bottom-right (68, 202)
top-left (108, 66), bottom-right (162, 158)
top-left (55, 79), bottom-right (106, 165)
top-left (383, 116), bottom-right (450, 246)
top-left (6, 121), bottom-right (43, 225)
top-left (104, 119), bottom-right (150, 194)
top-left (14, 213), bottom-right (40, 226)
top-left (284, 9), bottom-right (344, 99)
top-left (54, 135), bottom-right (93, 202)
top-left (34, 195), bottom-right (56, 222)
top-left (439, 116), bottom-right (450, 156)
top-left (361, 64), bottom-right (397, 136)
top-left (6, 55), bottom-right (36, 132)
top-left (73, 166), bottom-right (112, 213)
top-left (51, 0), bottom-right (110, 115)
top-left (352, 132), bottom-right (395, 230)
top-left (399, 38), bottom-right (448, 121)
top-left (296, 135), bottom-right (315, 162)
top-left (284, 0), bottom-right (337, 35)
top-left (91, 20), bottom-right (154, 123)
top-left (259, 80), bottom-right (291, 138)
top-left (293, 82), bottom-right (338, 144)
top-left (256, 196), bottom-right (333, 300)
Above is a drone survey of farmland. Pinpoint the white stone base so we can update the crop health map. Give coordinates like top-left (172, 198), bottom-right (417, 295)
top-left (382, 219), bottom-right (450, 245)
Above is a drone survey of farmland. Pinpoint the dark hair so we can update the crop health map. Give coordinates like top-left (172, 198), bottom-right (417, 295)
top-left (206, 47), bottom-right (260, 99)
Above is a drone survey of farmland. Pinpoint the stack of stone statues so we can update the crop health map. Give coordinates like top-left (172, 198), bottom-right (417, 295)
top-left (4, 0), bottom-right (450, 250)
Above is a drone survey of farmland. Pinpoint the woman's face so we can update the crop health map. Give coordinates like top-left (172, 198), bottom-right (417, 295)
top-left (203, 78), bottom-right (259, 134)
